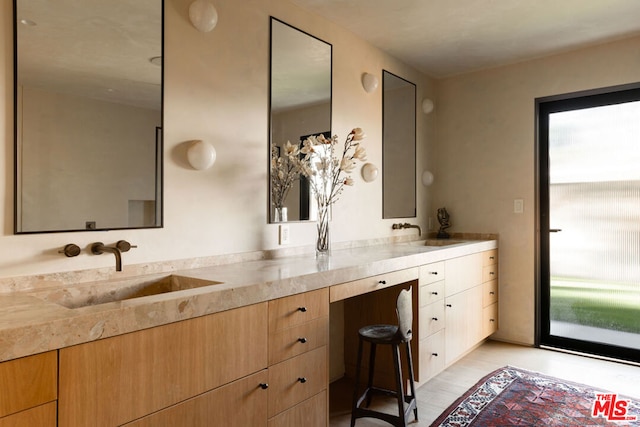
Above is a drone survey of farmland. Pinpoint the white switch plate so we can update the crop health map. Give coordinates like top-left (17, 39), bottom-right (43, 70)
top-left (514, 199), bottom-right (524, 214)
top-left (279, 225), bottom-right (290, 245)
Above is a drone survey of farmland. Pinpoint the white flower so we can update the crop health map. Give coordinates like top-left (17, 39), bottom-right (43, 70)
top-left (351, 128), bottom-right (366, 141)
top-left (353, 145), bottom-right (367, 161)
top-left (283, 140), bottom-right (298, 157)
top-left (340, 157), bottom-right (356, 173)
top-left (344, 177), bottom-right (354, 186)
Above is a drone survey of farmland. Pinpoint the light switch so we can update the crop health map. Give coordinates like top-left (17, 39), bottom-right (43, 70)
top-left (279, 225), bottom-right (290, 245)
top-left (514, 199), bottom-right (524, 214)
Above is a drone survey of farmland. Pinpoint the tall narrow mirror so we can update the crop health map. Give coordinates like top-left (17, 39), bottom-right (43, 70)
top-left (269, 17), bottom-right (332, 223)
top-left (382, 70), bottom-right (416, 218)
top-left (15, 0), bottom-right (163, 233)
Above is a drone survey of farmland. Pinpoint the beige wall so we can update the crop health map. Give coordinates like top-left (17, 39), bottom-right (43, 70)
top-left (0, 1), bottom-right (433, 276)
top-left (433, 36), bottom-right (640, 345)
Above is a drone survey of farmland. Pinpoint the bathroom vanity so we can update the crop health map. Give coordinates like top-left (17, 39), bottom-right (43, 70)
top-left (0, 237), bottom-right (497, 426)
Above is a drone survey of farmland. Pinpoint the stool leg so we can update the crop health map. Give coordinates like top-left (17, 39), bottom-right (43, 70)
top-left (350, 337), bottom-right (364, 427)
top-left (392, 343), bottom-right (406, 427)
top-left (365, 342), bottom-right (377, 407)
top-left (405, 341), bottom-right (418, 421)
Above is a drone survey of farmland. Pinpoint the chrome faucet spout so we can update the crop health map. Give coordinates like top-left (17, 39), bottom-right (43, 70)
top-left (91, 242), bottom-right (122, 271)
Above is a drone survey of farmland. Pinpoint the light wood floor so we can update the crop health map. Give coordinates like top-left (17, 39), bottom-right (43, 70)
top-left (329, 340), bottom-right (640, 426)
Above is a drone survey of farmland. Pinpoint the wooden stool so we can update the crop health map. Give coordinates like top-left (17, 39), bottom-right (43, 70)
top-left (350, 287), bottom-right (418, 427)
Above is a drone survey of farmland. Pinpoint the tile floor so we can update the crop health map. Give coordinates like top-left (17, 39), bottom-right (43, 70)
top-left (329, 340), bottom-right (640, 426)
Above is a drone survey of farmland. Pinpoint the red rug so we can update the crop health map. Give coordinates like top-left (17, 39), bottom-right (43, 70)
top-left (430, 366), bottom-right (640, 427)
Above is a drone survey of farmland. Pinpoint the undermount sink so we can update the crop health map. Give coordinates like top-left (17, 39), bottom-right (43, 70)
top-left (32, 275), bottom-right (223, 309)
top-left (407, 239), bottom-right (466, 247)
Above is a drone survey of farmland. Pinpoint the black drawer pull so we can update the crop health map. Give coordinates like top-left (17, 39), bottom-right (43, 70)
top-left (379, 280), bottom-right (386, 284)
top-left (298, 337), bottom-right (308, 344)
top-left (298, 377), bottom-right (307, 383)
top-left (259, 383), bottom-right (269, 390)
top-left (446, 304), bottom-right (452, 307)
top-left (490, 271), bottom-right (495, 275)
top-left (432, 317), bottom-right (438, 321)
top-left (298, 307), bottom-right (307, 312)
top-left (429, 271), bottom-right (438, 275)
top-left (490, 291), bottom-right (495, 295)
top-left (432, 353), bottom-right (438, 357)
top-left (489, 256), bottom-right (495, 260)
top-left (490, 319), bottom-right (495, 322)
top-left (431, 291), bottom-right (438, 295)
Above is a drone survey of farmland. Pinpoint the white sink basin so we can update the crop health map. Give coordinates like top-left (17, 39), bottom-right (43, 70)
top-left (407, 239), bottom-right (466, 247)
top-left (31, 275), bottom-right (223, 309)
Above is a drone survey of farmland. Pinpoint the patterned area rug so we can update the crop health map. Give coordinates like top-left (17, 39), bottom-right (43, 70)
top-left (430, 366), bottom-right (640, 427)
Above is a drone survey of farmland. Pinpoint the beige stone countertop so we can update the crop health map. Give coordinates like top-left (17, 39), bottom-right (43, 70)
top-left (0, 239), bottom-right (497, 362)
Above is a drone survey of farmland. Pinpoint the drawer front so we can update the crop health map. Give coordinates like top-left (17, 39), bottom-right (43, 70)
top-left (420, 280), bottom-right (444, 307)
top-left (269, 288), bottom-right (329, 333)
top-left (268, 390), bottom-right (326, 427)
top-left (329, 268), bottom-right (418, 302)
top-left (482, 279), bottom-right (498, 307)
top-left (123, 370), bottom-right (268, 427)
top-left (482, 303), bottom-right (499, 338)
top-left (419, 262), bottom-right (444, 285)
top-left (419, 302), bottom-right (444, 339)
top-left (419, 329), bottom-right (445, 382)
top-left (268, 346), bottom-right (327, 418)
top-left (269, 316), bottom-right (329, 365)
top-left (482, 250), bottom-right (498, 267)
top-left (0, 402), bottom-right (57, 427)
top-left (0, 351), bottom-right (57, 418)
top-left (482, 265), bottom-right (498, 283)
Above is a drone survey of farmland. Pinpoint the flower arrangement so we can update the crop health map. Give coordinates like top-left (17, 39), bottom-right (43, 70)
top-left (299, 128), bottom-right (367, 254)
top-left (271, 128), bottom-right (367, 254)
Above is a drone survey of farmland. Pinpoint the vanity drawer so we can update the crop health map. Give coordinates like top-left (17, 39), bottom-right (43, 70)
top-left (269, 316), bottom-right (329, 365)
top-left (268, 347), bottom-right (327, 418)
top-left (0, 351), bottom-right (57, 418)
top-left (329, 268), bottom-right (418, 302)
top-left (483, 303), bottom-right (499, 337)
top-left (420, 280), bottom-right (444, 306)
top-left (419, 329), bottom-right (445, 382)
top-left (269, 288), bottom-right (328, 333)
top-left (482, 265), bottom-right (498, 283)
top-left (482, 250), bottom-right (498, 266)
top-left (419, 262), bottom-right (444, 285)
top-left (482, 279), bottom-right (498, 307)
top-left (419, 301), bottom-right (444, 339)
top-left (267, 390), bottom-right (326, 427)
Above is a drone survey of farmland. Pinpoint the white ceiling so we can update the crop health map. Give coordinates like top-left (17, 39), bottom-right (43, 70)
top-left (289, 0), bottom-right (640, 78)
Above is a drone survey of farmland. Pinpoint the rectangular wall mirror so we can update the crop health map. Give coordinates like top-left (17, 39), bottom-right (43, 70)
top-left (382, 70), bottom-right (416, 218)
top-left (14, 0), bottom-right (163, 233)
top-left (269, 17), bottom-right (332, 223)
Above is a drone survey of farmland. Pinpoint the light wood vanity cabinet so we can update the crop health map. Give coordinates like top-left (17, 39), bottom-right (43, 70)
top-left (58, 303), bottom-right (269, 427)
top-left (482, 249), bottom-right (499, 337)
top-left (0, 351), bottom-right (57, 427)
top-left (268, 288), bottom-right (329, 427)
top-left (418, 263), bottom-right (445, 382)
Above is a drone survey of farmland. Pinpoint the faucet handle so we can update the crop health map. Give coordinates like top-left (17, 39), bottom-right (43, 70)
top-left (116, 240), bottom-right (137, 252)
top-left (59, 244), bottom-right (81, 257)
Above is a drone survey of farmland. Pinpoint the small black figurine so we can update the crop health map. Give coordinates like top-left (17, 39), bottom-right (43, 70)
top-left (437, 207), bottom-right (451, 239)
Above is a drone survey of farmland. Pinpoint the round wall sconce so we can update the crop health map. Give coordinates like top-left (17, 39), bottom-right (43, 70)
top-left (187, 140), bottom-right (217, 170)
top-left (361, 163), bottom-right (379, 182)
top-left (189, 0), bottom-right (218, 32)
top-left (361, 73), bottom-right (379, 94)
top-left (422, 98), bottom-right (434, 114)
top-left (421, 170), bottom-right (434, 186)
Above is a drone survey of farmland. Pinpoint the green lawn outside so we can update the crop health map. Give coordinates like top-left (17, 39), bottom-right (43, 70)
top-left (550, 278), bottom-right (640, 334)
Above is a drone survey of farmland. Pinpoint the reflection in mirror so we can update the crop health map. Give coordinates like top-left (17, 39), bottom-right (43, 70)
top-left (269, 18), bottom-right (332, 223)
top-left (15, 0), bottom-right (163, 233)
top-left (382, 70), bottom-right (416, 218)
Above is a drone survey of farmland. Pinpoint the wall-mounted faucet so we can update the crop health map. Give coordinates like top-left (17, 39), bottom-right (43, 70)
top-left (90, 240), bottom-right (137, 272)
top-left (392, 222), bottom-right (422, 237)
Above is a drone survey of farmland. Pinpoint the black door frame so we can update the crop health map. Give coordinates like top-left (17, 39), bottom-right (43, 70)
top-left (535, 82), bottom-right (640, 363)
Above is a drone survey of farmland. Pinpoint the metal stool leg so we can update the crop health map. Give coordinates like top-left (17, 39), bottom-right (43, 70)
top-left (365, 342), bottom-right (377, 407)
top-left (392, 343), bottom-right (406, 427)
top-left (405, 341), bottom-right (418, 421)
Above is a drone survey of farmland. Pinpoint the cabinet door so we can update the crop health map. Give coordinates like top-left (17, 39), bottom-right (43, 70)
top-left (268, 391), bottom-right (326, 427)
top-left (444, 254), bottom-right (482, 296)
top-left (124, 370), bottom-right (269, 427)
top-left (419, 329), bottom-right (445, 382)
top-left (59, 302), bottom-right (268, 427)
top-left (444, 286), bottom-right (483, 365)
top-left (482, 303), bottom-right (499, 338)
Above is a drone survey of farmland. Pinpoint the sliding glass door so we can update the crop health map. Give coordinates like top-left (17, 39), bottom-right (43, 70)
top-left (538, 85), bottom-right (640, 362)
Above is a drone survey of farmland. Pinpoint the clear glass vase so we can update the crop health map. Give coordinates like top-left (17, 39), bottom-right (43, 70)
top-left (316, 201), bottom-right (330, 256)
top-left (274, 206), bottom-right (287, 222)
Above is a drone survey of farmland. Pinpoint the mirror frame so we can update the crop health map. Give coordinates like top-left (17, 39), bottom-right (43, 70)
top-left (268, 17), bottom-right (333, 223)
top-left (13, 0), bottom-right (164, 234)
top-left (382, 69), bottom-right (417, 219)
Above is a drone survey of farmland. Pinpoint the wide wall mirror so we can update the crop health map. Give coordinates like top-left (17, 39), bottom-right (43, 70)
top-left (269, 17), bottom-right (332, 223)
top-left (14, 0), bottom-right (163, 233)
top-left (382, 70), bottom-right (416, 218)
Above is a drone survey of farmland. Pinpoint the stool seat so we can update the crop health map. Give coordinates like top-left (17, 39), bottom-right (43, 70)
top-left (350, 287), bottom-right (418, 427)
top-left (358, 324), bottom-right (401, 344)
